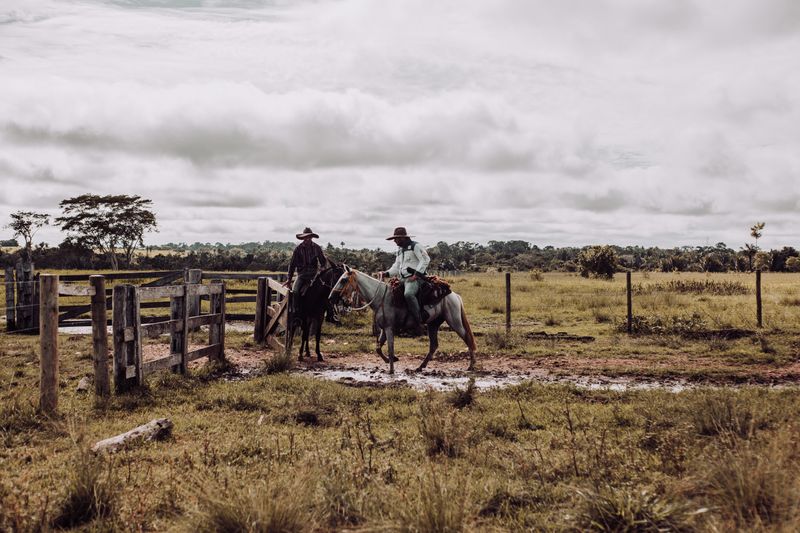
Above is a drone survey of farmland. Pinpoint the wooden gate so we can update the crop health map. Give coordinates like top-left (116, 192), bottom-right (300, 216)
top-left (254, 277), bottom-right (292, 352)
top-left (113, 281), bottom-right (226, 392)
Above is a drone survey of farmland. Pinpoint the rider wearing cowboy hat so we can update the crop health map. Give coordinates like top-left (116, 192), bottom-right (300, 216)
top-left (287, 227), bottom-right (328, 299)
top-left (381, 227), bottom-right (431, 332)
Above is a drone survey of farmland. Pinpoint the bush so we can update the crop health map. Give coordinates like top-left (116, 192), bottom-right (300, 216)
top-left (633, 279), bottom-right (749, 296)
top-left (620, 313), bottom-right (707, 336)
top-left (578, 245), bottom-right (618, 279)
top-left (574, 486), bottom-right (701, 532)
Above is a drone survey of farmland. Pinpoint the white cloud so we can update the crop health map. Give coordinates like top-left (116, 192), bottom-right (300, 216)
top-left (0, 0), bottom-right (799, 249)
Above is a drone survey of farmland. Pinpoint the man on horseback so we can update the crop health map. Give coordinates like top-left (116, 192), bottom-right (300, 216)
top-left (381, 227), bottom-right (430, 334)
top-left (286, 227), bottom-right (328, 313)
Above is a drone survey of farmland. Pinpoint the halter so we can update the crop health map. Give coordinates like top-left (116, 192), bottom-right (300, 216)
top-left (331, 271), bottom-right (387, 311)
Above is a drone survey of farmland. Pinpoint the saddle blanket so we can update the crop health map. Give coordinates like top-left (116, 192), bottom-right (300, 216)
top-left (388, 276), bottom-right (452, 308)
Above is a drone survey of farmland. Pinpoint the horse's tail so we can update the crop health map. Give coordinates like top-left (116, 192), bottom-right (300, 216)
top-left (459, 297), bottom-right (477, 352)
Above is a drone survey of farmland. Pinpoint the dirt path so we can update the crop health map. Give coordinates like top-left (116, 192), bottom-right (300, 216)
top-left (141, 343), bottom-right (800, 390)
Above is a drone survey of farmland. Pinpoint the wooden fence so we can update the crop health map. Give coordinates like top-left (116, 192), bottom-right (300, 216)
top-left (36, 273), bottom-right (230, 412)
top-left (3, 267), bottom-right (288, 333)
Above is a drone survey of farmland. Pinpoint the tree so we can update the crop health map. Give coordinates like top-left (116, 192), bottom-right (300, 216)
top-left (750, 222), bottom-right (765, 248)
top-left (5, 211), bottom-right (50, 261)
top-left (56, 194), bottom-right (157, 270)
top-left (578, 245), bottom-right (618, 279)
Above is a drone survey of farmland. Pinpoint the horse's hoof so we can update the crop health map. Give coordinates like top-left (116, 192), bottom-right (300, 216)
top-left (414, 365), bottom-right (426, 373)
top-left (317, 355), bottom-right (324, 362)
top-left (390, 355), bottom-right (399, 362)
top-left (467, 364), bottom-right (475, 372)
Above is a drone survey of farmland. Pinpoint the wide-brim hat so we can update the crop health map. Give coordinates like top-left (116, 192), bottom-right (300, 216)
top-left (296, 227), bottom-right (319, 239)
top-left (386, 227), bottom-right (414, 240)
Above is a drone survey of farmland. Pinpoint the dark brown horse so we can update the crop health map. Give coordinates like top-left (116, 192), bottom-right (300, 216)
top-left (287, 263), bottom-right (344, 361)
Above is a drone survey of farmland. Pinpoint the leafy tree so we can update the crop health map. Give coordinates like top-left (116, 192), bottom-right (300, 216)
top-left (5, 211), bottom-right (50, 261)
top-left (578, 245), bottom-right (618, 279)
top-left (750, 222), bottom-right (765, 248)
top-left (56, 195), bottom-right (157, 270)
top-left (786, 257), bottom-right (800, 272)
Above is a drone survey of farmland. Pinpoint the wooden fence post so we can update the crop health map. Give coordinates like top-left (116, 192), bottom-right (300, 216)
top-left (626, 271), bottom-right (633, 334)
top-left (16, 260), bottom-right (36, 333)
top-left (756, 269), bottom-right (763, 328)
top-left (170, 285), bottom-right (187, 374)
top-left (113, 284), bottom-right (140, 393)
top-left (505, 272), bottom-right (511, 333)
top-left (185, 268), bottom-right (202, 324)
top-left (39, 274), bottom-right (59, 414)
top-left (209, 281), bottom-right (225, 364)
top-left (90, 275), bottom-right (110, 397)
top-left (254, 277), bottom-right (267, 343)
top-left (4, 266), bottom-right (14, 332)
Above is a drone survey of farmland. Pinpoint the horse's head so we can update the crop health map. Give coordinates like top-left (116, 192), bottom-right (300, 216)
top-left (328, 264), bottom-right (356, 304)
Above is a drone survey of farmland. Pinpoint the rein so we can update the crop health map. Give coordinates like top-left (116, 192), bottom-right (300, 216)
top-left (332, 271), bottom-right (387, 311)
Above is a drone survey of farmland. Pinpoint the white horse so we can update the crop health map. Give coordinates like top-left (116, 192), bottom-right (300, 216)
top-left (329, 266), bottom-right (477, 374)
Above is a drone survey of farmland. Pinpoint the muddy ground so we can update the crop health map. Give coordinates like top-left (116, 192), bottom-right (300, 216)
top-left (142, 338), bottom-right (800, 391)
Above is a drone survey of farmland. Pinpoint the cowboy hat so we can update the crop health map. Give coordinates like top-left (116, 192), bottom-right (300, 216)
top-left (386, 227), bottom-right (415, 240)
top-left (296, 227), bottom-right (319, 239)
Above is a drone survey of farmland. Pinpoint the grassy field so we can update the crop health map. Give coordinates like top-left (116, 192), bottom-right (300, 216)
top-left (2, 271), bottom-right (800, 531)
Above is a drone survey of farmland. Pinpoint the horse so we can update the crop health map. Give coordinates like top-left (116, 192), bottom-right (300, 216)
top-left (329, 266), bottom-right (477, 374)
top-left (287, 263), bottom-right (345, 361)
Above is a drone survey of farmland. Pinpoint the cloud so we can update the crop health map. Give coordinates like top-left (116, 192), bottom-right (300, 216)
top-left (0, 0), bottom-right (799, 249)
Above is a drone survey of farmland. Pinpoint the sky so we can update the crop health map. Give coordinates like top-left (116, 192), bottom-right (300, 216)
top-left (1, 0), bottom-right (799, 251)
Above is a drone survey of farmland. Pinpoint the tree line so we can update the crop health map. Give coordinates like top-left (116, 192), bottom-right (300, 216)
top-left (2, 198), bottom-right (795, 274)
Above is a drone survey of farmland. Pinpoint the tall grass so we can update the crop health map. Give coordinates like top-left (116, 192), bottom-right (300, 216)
top-left (51, 446), bottom-right (118, 529)
top-left (188, 472), bottom-right (317, 533)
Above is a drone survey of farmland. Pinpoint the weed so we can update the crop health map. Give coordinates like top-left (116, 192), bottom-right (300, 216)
top-left (189, 472), bottom-right (317, 532)
top-left (264, 351), bottom-right (293, 374)
top-left (688, 390), bottom-right (759, 439)
top-left (483, 329), bottom-right (520, 350)
top-left (621, 313), bottom-right (707, 336)
top-left (418, 396), bottom-right (472, 458)
top-left (51, 446), bottom-right (118, 529)
top-left (634, 279), bottom-right (750, 296)
top-left (447, 378), bottom-right (477, 409)
top-left (530, 270), bottom-right (544, 282)
top-left (398, 470), bottom-right (472, 532)
top-left (573, 486), bottom-right (702, 532)
top-left (704, 428), bottom-right (800, 529)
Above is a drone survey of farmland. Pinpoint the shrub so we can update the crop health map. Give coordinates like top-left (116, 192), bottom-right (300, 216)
top-left (483, 329), bottom-right (521, 350)
top-left (633, 279), bottom-right (749, 296)
top-left (620, 313), bottom-right (707, 336)
top-left (51, 447), bottom-right (118, 529)
top-left (578, 246), bottom-right (618, 279)
top-left (573, 486), bottom-right (701, 532)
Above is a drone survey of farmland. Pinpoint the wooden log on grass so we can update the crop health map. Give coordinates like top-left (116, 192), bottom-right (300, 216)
top-left (91, 418), bottom-right (173, 453)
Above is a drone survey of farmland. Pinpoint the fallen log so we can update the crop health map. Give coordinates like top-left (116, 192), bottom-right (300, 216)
top-left (92, 418), bottom-right (173, 453)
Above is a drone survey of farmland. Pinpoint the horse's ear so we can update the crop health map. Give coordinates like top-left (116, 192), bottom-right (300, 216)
top-left (344, 264), bottom-right (351, 273)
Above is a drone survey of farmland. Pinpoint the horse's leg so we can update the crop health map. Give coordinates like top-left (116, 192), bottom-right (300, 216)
top-left (302, 319), bottom-right (312, 359)
top-left (444, 296), bottom-right (477, 371)
top-left (315, 315), bottom-right (324, 361)
top-left (386, 328), bottom-right (396, 374)
top-left (416, 317), bottom-right (444, 372)
top-left (375, 329), bottom-right (390, 363)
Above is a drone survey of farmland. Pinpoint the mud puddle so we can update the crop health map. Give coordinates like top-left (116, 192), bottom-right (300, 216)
top-left (294, 367), bottom-right (692, 392)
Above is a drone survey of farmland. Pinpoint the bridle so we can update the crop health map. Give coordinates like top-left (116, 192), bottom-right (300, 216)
top-left (331, 270), bottom-right (387, 311)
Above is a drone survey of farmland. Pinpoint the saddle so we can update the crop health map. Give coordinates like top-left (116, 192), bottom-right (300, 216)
top-left (388, 276), bottom-right (452, 308)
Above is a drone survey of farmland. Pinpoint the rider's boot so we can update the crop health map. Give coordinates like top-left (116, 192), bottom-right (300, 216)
top-left (406, 297), bottom-right (426, 337)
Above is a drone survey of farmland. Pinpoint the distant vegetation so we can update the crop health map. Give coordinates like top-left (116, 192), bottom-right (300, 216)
top-left (1, 199), bottom-right (797, 273)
